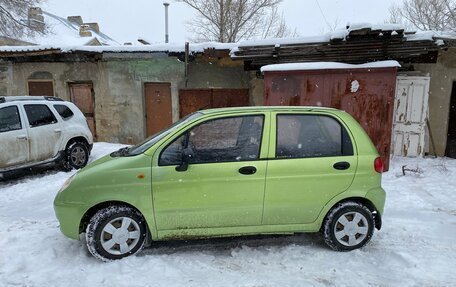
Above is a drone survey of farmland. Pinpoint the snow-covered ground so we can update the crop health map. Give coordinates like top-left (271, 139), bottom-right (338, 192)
top-left (1, 143), bottom-right (455, 287)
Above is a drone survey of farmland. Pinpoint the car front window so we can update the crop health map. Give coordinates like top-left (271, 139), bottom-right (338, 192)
top-left (159, 115), bottom-right (264, 165)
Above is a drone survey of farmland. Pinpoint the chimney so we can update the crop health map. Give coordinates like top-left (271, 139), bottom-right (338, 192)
top-left (84, 23), bottom-right (100, 33)
top-left (28, 7), bottom-right (45, 33)
top-left (138, 38), bottom-right (150, 45)
top-left (79, 24), bottom-right (92, 37)
top-left (163, 2), bottom-right (170, 43)
top-left (67, 16), bottom-right (83, 25)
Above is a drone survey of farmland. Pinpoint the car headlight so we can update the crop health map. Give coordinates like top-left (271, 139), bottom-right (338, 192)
top-left (59, 174), bottom-right (76, 193)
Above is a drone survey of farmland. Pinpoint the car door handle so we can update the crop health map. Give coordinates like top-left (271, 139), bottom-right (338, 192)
top-left (17, 135), bottom-right (28, 140)
top-left (333, 161), bottom-right (350, 170)
top-left (54, 129), bottom-right (62, 133)
top-left (239, 166), bottom-right (257, 175)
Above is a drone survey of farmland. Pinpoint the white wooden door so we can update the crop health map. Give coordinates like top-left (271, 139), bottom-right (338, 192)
top-left (391, 76), bottom-right (430, 157)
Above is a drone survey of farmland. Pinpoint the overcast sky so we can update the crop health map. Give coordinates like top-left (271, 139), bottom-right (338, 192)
top-left (43, 0), bottom-right (398, 44)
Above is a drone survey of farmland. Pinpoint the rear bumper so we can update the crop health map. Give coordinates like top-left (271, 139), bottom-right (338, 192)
top-left (365, 186), bottom-right (386, 215)
top-left (365, 186), bottom-right (386, 230)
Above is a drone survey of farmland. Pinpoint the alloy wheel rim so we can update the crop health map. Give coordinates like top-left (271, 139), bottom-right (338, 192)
top-left (100, 217), bottom-right (141, 255)
top-left (70, 147), bottom-right (86, 166)
top-left (333, 211), bottom-right (369, 246)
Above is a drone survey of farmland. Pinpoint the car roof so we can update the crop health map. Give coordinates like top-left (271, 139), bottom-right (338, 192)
top-left (0, 96), bottom-right (64, 104)
top-left (198, 106), bottom-right (338, 115)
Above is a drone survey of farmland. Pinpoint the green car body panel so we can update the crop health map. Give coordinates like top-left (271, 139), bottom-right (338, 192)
top-left (54, 106), bottom-right (386, 242)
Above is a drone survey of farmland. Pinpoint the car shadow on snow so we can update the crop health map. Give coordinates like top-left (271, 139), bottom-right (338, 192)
top-left (140, 233), bottom-right (326, 257)
top-left (0, 164), bottom-right (68, 185)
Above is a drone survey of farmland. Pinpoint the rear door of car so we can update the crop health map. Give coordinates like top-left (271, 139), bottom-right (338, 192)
top-left (23, 103), bottom-right (63, 162)
top-left (0, 104), bottom-right (30, 169)
top-left (262, 111), bottom-right (358, 225)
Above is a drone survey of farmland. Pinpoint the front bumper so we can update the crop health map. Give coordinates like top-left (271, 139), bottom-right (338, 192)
top-left (54, 200), bottom-right (85, 240)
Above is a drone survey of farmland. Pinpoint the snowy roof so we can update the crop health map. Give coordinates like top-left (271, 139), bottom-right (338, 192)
top-left (14, 11), bottom-right (118, 46)
top-left (232, 23), bottom-right (456, 70)
top-left (0, 42), bottom-right (237, 54)
top-left (1, 21), bottom-right (456, 62)
top-left (237, 23), bottom-right (455, 48)
top-left (261, 60), bottom-right (401, 73)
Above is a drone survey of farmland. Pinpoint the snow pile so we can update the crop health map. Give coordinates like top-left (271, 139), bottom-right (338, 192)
top-left (351, 80), bottom-right (360, 93)
top-left (346, 22), bottom-right (405, 33)
top-left (0, 143), bottom-right (455, 286)
top-left (261, 60), bottom-right (401, 72)
top-left (237, 22), bottom-right (456, 49)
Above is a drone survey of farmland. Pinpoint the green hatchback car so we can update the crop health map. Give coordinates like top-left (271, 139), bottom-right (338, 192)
top-left (54, 106), bottom-right (386, 261)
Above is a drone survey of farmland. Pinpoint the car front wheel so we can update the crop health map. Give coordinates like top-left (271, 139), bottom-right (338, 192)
top-left (323, 201), bottom-right (375, 251)
top-left (86, 206), bottom-right (147, 261)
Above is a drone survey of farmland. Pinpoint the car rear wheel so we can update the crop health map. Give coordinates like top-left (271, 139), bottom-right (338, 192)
top-left (86, 206), bottom-right (146, 261)
top-left (323, 202), bottom-right (374, 251)
top-left (61, 142), bottom-right (89, 171)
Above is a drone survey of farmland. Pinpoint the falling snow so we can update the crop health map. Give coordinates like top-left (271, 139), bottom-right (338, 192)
top-left (0, 143), bottom-right (455, 286)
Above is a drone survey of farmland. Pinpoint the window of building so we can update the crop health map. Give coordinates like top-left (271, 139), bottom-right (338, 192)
top-left (28, 81), bottom-right (54, 97)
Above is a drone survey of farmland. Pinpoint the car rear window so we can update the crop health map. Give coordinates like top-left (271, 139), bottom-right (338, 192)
top-left (276, 114), bottom-right (353, 159)
top-left (24, 104), bottom-right (58, 127)
top-left (54, 104), bottom-right (74, 119)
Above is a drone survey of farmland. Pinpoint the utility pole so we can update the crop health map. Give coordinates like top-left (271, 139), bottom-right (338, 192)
top-left (163, 2), bottom-right (170, 43)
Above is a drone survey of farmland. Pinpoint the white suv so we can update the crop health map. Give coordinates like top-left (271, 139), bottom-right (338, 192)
top-left (0, 96), bottom-right (93, 178)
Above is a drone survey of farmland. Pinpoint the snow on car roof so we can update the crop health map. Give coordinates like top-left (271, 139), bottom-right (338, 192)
top-left (199, 106), bottom-right (337, 115)
top-left (0, 96), bottom-right (64, 103)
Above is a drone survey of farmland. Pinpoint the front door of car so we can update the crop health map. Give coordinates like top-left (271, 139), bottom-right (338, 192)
top-left (0, 105), bottom-right (30, 169)
top-left (262, 113), bottom-right (358, 225)
top-left (152, 113), bottom-right (269, 232)
top-left (23, 104), bottom-right (63, 162)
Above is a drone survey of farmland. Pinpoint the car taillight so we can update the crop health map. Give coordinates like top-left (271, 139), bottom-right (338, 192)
top-left (374, 157), bottom-right (383, 173)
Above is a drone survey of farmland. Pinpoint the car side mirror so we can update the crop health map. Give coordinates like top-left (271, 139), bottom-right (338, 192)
top-left (175, 148), bottom-right (193, 172)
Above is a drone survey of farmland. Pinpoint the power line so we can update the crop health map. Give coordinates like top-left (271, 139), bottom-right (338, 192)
top-left (314, 0), bottom-right (332, 31)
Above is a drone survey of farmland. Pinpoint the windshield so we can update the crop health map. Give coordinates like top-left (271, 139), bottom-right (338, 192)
top-left (126, 112), bottom-right (203, 156)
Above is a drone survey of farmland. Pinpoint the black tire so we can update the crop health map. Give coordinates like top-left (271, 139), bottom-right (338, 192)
top-left (86, 206), bottom-right (147, 261)
top-left (322, 201), bottom-right (375, 251)
top-left (61, 142), bottom-right (89, 171)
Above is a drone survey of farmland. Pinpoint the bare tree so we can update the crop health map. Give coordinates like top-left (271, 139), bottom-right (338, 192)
top-left (176, 0), bottom-right (297, 42)
top-left (318, 18), bottom-right (341, 34)
top-left (0, 0), bottom-right (45, 38)
top-left (387, 0), bottom-right (456, 31)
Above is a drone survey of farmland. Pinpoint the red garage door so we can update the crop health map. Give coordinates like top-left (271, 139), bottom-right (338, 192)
top-left (179, 88), bottom-right (250, 118)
